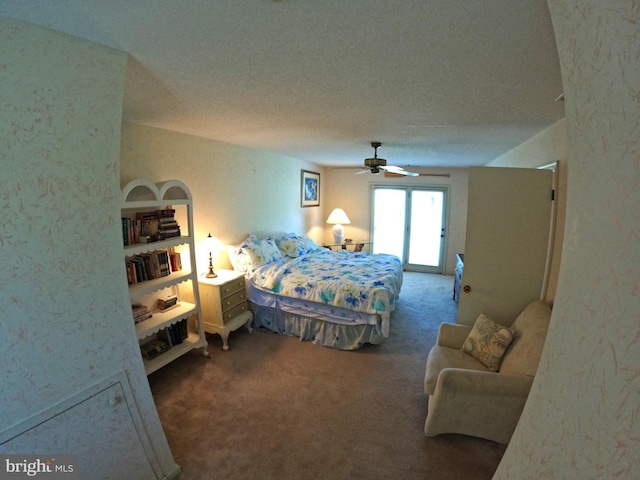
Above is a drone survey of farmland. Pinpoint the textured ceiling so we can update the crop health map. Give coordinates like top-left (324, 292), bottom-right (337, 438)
top-left (0, 0), bottom-right (565, 168)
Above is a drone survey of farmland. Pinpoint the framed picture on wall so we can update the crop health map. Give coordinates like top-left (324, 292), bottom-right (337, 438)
top-left (301, 170), bottom-right (320, 207)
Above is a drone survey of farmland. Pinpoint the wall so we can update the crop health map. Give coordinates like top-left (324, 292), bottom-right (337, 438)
top-left (121, 123), bottom-right (325, 271)
top-left (0, 18), bottom-right (177, 476)
top-left (323, 167), bottom-right (468, 274)
top-left (495, 1), bottom-right (640, 477)
top-left (486, 118), bottom-right (568, 302)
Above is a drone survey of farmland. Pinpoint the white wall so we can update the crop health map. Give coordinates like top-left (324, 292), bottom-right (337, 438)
top-left (495, 1), bottom-right (640, 477)
top-left (0, 18), bottom-right (177, 476)
top-left (323, 168), bottom-right (468, 274)
top-left (121, 123), bottom-right (326, 271)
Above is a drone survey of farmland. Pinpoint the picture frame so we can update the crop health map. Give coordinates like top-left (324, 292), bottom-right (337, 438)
top-left (301, 169), bottom-right (320, 207)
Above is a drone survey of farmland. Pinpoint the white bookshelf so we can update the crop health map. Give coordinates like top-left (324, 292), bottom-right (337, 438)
top-left (121, 178), bottom-right (209, 375)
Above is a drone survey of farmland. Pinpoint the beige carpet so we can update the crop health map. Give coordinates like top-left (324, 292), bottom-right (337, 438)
top-left (148, 272), bottom-right (506, 479)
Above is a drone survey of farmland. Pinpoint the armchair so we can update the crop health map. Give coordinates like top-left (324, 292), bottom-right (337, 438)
top-left (423, 299), bottom-right (551, 444)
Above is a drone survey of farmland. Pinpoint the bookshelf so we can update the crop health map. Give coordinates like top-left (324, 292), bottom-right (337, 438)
top-left (121, 178), bottom-right (209, 375)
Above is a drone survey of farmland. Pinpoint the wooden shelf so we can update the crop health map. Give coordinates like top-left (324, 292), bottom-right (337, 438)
top-left (135, 301), bottom-right (198, 340)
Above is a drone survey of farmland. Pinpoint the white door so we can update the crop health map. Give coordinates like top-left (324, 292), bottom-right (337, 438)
top-left (456, 167), bottom-right (553, 326)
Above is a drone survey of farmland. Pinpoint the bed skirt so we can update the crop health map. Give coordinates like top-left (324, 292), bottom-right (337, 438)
top-left (249, 303), bottom-right (385, 350)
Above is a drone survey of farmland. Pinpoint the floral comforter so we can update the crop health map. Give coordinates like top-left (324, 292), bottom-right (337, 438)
top-left (248, 248), bottom-right (403, 325)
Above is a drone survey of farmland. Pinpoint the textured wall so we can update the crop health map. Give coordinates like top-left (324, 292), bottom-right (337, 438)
top-left (0, 18), bottom-right (176, 476)
top-left (494, 1), bottom-right (640, 477)
top-left (120, 122), bottom-right (324, 269)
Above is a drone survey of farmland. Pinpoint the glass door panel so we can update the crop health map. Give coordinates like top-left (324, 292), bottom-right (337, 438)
top-left (407, 190), bottom-right (444, 270)
top-left (372, 188), bottom-right (406, 259)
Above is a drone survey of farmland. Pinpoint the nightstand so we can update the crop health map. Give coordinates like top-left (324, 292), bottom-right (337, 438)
top-left (198, 269), bottom-right (253, 350)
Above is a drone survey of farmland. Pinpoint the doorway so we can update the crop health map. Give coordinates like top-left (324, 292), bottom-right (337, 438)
top-left (371, 185), bottom-right (448, 273)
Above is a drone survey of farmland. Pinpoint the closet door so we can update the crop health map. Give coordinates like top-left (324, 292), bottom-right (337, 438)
top-left (456, 167), bottom-right (553, 326)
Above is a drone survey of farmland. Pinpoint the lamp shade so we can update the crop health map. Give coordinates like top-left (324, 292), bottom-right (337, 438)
top-left (203, 233), bottom-right (224, 252)
top-left (326, 208), bottom-right (350, 245)
top-left (326, 208), bottom-right (351, 225)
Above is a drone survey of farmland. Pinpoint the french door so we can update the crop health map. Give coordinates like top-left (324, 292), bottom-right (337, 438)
top-left (371, 185), bottom-right (448, 273)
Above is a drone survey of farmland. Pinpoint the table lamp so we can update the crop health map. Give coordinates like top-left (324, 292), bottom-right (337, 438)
top-left (203, 233), bottom-right (224, 278)
top-left (326, 208), bottom-right (351, 245)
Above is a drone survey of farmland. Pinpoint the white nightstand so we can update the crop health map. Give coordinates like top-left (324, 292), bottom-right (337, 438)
top-left (198, 269), bottom-right (253, 350)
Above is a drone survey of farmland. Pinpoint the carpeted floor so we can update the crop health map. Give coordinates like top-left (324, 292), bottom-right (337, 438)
top-left (148, 272), bottom-right (506, 479)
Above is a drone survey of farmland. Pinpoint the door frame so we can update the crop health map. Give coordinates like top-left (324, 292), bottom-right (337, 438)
top-left (369, 183), bottom-right (450, 273)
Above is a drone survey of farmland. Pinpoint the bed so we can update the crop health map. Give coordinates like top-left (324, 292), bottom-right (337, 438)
top-left (228, 233), bottom-right (403, 350)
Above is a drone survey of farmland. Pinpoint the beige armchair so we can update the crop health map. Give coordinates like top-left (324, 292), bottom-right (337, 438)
top-left (423, 299), bottom-right (552, 444)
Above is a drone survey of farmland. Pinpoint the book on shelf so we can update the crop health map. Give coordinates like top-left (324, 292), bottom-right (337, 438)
top-left (166, 318), bottom-right (188, 346)
top-left (157, 293), bottom-right (178, 310)
top-left (132, 303), bottom-right (153, 324)
top-left (169, 252), bottom-right (182, 272)
top-left (140, 338), bottom-right (170, 360)
top-left (125, 249), bottom-right (173, 285)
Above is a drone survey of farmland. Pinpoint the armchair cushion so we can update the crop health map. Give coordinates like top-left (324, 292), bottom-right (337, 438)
top-left (499, 299), bottom-right (552, 376)
top-left (461, 313), bottom-right (515, 371)
top-left (424, 345), bottom-right (490, 395)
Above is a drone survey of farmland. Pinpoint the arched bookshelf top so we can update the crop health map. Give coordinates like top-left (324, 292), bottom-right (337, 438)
top-left (121, 179), bottom-right (192, 205)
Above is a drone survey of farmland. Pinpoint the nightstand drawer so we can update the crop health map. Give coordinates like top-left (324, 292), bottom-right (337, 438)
top-left (220, 276), bottom-right (246, 298)
top-left (221, 289), bottom-right (246, 312)
top-left (222, 302), bottom-right (249, 323)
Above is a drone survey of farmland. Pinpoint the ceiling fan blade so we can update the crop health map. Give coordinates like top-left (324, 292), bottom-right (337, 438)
top-left (381, 166), bottom-right (419, 177)
top-left (354, 168), bottom-right (370, 175)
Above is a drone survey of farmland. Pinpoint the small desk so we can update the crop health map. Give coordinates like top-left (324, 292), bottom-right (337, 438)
top-left (323, 241), bottom-right (372, 252)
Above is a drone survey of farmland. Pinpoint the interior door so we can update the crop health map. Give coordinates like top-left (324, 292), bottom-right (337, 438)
top-left (456, 167), bottom-right (553, 326)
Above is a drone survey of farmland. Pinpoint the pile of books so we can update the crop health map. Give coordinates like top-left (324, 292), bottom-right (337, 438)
top-left (132, 303), bottom-right (152, 324)
top-left (157, 208), bottom-right (181, 239)
top-left (121, 206), bottom-right (181, 246)
top-left (157, 294), bottom-right (178, 311)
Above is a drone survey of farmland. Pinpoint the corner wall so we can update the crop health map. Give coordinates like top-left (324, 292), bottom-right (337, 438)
top-left (495, 2), bottom-right (640, 477)
top-left (0, 18), bottom-right (177, 476)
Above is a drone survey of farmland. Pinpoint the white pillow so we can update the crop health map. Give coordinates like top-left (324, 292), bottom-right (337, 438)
top-left (228, 235), bottom-right (283, 272)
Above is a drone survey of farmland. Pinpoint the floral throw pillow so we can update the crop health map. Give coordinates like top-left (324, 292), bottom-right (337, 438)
top-left (276, 233), bottom-right (319, 257)
top-left (461, 313), bottom-right (515, 372)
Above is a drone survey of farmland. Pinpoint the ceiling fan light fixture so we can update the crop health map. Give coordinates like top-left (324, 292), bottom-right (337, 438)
top-left (357, 142), bottom-right (419, 177)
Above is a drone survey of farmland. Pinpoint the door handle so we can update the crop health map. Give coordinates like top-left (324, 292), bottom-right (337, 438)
top-left (463, 285), bottom-right (471, 293)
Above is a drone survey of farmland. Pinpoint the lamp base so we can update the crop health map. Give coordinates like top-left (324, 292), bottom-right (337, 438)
top-left (332, 224), bottom-right (344, 245)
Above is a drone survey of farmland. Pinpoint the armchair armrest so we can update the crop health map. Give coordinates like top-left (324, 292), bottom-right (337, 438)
top-left (436, 323), bottom-right (473, 349)
top-left (436, 368), bottom-right (534, 397)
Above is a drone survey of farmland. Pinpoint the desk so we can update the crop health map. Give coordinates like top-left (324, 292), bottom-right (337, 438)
top-left (323, 241), bottom-right (372, 252)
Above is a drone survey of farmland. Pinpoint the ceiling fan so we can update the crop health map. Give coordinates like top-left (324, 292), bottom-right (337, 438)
top-left (357, 142), bottom-right (418, 176)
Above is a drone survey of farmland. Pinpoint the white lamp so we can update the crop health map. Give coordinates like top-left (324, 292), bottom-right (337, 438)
top-left (203, 233), bottom-right (224, 278)
top-left (326, 208), bottom-right (351, 245)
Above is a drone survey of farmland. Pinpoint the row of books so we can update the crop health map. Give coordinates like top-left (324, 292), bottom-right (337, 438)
top-left (139, 319), bottom-right (189, 360)
top-left (122, 208), bottom-right (181, 246)
top-left (126, 250), bottom-right (181, 285)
